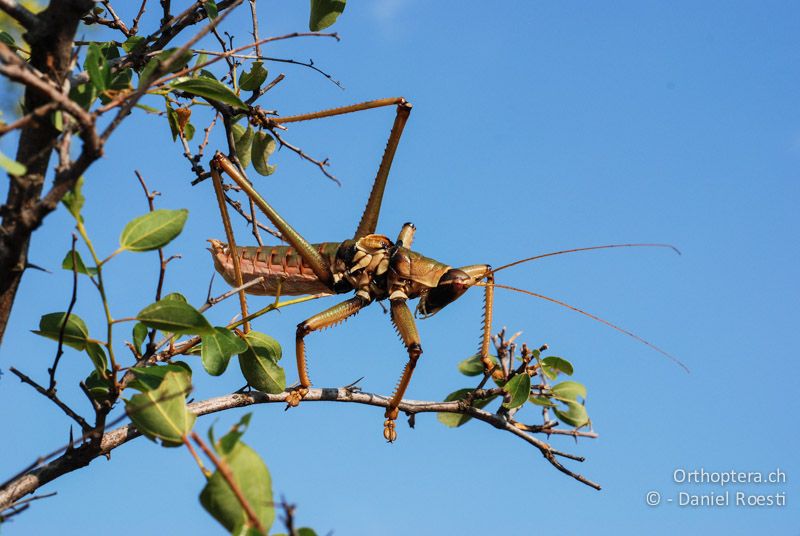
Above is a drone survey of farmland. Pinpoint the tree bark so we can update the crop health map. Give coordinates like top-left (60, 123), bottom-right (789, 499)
top-left (0, 0), bottom-right (93, 344)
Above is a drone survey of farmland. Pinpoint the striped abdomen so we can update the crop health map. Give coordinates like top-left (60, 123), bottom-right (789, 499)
top-left (209, 239), bottom-right (341, 296)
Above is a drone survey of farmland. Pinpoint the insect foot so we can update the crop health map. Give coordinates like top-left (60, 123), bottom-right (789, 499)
top-left (383, 419), bottom-right (398, 443)
top-left (285, 386), bottom-right (309, 408)
top-left (383, 406), bottom-right (400, 442)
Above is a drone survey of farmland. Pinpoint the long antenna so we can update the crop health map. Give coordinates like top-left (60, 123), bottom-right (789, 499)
top-left (488, 243), bottom-right (680, 276)
top-left (481, 282), bottom-right (689, 373)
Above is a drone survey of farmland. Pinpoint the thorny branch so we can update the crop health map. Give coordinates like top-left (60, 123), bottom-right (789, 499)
top-left (8, 367), bottom-right (92, 432)
top-left (0, 385), bottom-right (600, 511)
top-left (47, 234), bottom-right (80, 392)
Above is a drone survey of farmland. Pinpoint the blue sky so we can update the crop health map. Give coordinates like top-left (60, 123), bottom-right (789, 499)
top-left (1, 2), bottom-right (798, 534)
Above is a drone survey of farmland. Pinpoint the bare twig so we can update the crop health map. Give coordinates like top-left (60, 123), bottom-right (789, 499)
top-left (193, 49), bottom-right (344, 90)
top-left (47, 234), bottom-right (80, 392)
top-left (248, 0), bottom-right (260, 57)
top-left (223, 194), bottom-right (282, 240)
top-left (0, 492), bottom-right (56, 522)
top-left (9, 368), bottom-right (91, 432)
top-left (270, 128), bottom-right (339, 185)
top-left (149, 32), bottom-right (340, 91)
top-left (0, 102), bottom-right (58, 137)
top-left (130, 0), bottom-right (148, 35)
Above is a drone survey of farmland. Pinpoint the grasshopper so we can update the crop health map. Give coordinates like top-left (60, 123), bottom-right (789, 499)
top-left (208, 98), bottom-right (682, 442)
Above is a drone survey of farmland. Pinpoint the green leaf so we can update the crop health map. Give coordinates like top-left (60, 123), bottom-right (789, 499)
top-left (109, 68), bottom-right (132, 91)
top-left (238, 61), bottom-right (267, 91)
top-left (86, 43), bottom-right (110, 91)
top-left (61, 176), bottom-right (85, 220)
top-left (69, 82), bottom-right (98, 110)
top-left (309, 0), bottom-right (347, 31)
top-left (528, 395), bottom-right (556, 407)
top-left (502, 373), bottom-right (531, 409)
top-left (85, 341), bottom-right (109, 376)
top-left (553, 400), bottom-right (589, 428)
top-left (122, 36), bottom-right (146, 53)
top-left (204, 0), bottom-right (218, 19)
top-left (251, 131), bottom-right (277, 176)
top-left (199, 436), bottom-right (274, 534)
top-left (0, 151), bottom-right (26, 176)
top-left (193, 53), bottom-right (208, 74)
top-left (0, 31), bottom-right (15, 47)
top-left (216, 413), bottom-right (252, 454)
top-left (201, 327), bottom-right (248, 376)
top-left (437, 389), bottom-right (497, 428)
top-left (128, 362), bottom-right (193, 393)
top-left (135, 103), bottom-right (161, 114)
top-left (198, 69), bottom-right (218, 80)
top-left (238, 331), bottom-right (285, 394)
top-left (551, 381), bottom-right (587, 402)
top-left (171, 78), bottom-right (246, 109)
top-left (119, 208), bottom-right (188, 251)
top-left (297, 529), bottom-right (318, 536)
top-left (136, 298), bottom-right (213, 335)
top-left (138, 48), bottom-right (192, 85)
top-left (85, 369), bottom-right (113, 402)
top-left (61, 249), bottom-right (97, 276)
top-left (125, 370), bottom-right (196, 446)
top-left (457, 353), bottom-right (497, 376)
top-left (165, 101), bottom-right (179, 141)
top-left (133, 322), bottom-right (149, 353)
top-left (32, 312), bottom-right (90, 351)
top-left (541, 356), bottom-right (573, 378)
top-left (52, 110), bottom-right (63, 131)
top-left (163, 292), bottom-right (188, 303)
top-left (232, 123), bottom-right (254, 169)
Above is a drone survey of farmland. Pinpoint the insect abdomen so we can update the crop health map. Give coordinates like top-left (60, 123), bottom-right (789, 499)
top-left (209, 239), bottom-right (340, 296)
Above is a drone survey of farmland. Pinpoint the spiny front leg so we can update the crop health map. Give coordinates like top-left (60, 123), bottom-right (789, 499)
top-left (385, 298), bottom-right (423, 442)
top-left (287, 296), bottom-right (369, 407)
top-left (480, 273), bottom-right (504, 381)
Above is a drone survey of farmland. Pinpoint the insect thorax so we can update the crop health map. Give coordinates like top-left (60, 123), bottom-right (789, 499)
top-left (332, 235), bottom-right (452, 303)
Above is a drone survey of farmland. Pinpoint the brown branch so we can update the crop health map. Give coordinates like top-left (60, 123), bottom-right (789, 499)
top-left (82, 1), bottom-right (130, 36)
top-left (0, 101), bottom-right (58, 137)
top-left (0, 387), bottom-right (599, 509)
top-left (0, 0), bottom-right (40, 31)
top-left (248, 0), bottom-right (260, 57)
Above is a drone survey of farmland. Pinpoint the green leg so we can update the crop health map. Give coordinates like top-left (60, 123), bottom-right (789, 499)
top-left (354, 101), bottom-right (413, 239)
top-left (384, 298), bottom-right (423, 442)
